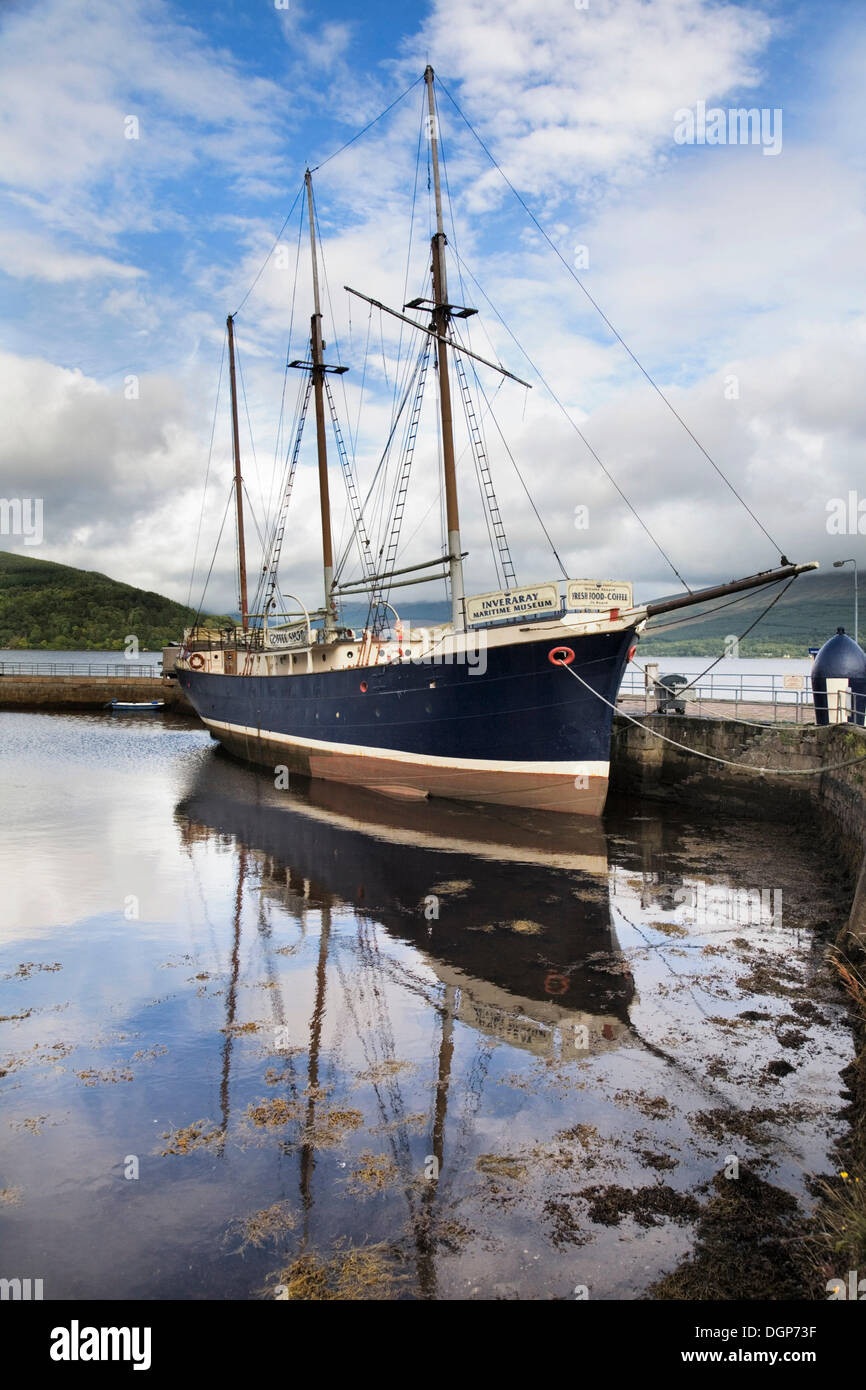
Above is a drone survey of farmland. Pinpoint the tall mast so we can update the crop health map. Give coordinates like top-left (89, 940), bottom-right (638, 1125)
top-left (424, 65), bottom-right (465, 633)
top-left (226, 314), bottom-right (249, 632)
top-left (305, 169), bottom-right (336, 638)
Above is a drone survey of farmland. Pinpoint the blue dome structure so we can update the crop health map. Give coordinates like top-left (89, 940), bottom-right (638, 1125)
top-left (811, 628), bottom-right (866, 725)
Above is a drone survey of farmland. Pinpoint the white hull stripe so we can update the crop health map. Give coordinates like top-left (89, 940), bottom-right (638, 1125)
top-left (203, 717), bottom-right (609, 779)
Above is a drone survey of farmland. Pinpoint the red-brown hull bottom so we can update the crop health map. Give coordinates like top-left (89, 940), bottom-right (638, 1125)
top-left (207, 721), bottom-right (610, 816)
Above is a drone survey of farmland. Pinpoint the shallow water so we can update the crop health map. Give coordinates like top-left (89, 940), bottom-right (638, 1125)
top-left (0, 711), bottom-right (853, 1299)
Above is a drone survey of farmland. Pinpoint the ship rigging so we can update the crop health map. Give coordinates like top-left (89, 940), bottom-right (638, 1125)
top-left (176, 66), bottom-right (816, 815)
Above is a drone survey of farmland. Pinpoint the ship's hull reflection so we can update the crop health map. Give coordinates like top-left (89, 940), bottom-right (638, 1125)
top-left (176, 752), bottom-right (634, 1057)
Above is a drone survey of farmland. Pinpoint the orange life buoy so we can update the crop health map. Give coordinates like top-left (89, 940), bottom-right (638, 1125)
top-left (544, 971), bottom-right (570, 996)
top-left (548, 646), bottom-right (575, 666)
top-left (188, 653), bottom-right (205, 670)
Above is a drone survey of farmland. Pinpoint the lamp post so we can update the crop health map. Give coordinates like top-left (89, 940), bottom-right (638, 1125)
top-left (834, 558), bottom-right (859, 647)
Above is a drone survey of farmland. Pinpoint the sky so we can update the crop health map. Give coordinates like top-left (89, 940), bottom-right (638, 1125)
top-left (1, 0), bottom-right (865, 618)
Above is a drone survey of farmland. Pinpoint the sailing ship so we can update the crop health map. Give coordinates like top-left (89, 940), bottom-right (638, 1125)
top-left (176, 66), bottom-right (816, 815)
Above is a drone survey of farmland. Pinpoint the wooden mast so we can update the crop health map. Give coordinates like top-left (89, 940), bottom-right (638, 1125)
top-left (226, 314), bottom-right (249, 632)
top-left (424, 65), bottom-right (465, 634)
top-left (305, 169), bottom-right (336, 638)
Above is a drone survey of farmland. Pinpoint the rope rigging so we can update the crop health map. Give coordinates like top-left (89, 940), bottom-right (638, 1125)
top-left (447, 243), bottom-right (691, 592)
top-left (436, 75), bottom-right (789, 566)
top-left (453, 343), bottom-right (515, 590)
top-left (324, 374), bottom-right (376, 582)
top-left (256, 374), bottom-right (313, 622)
top-left (333, 337), bottom-right (430, 586)
top-left (366, 338), bottom-right (434, 635)
top-left (229, 85), bottom-right (550, 624)
top-left (191, 67), bottom-right (801, 666)
top-left (187, 328), bottom-right (227, 610)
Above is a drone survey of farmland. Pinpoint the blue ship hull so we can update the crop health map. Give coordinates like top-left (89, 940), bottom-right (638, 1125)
top-left (176, 624), bottom-right (636, 814)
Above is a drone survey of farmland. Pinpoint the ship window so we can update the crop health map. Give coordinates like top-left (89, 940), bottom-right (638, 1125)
top-left (346, 652), bottom-right (353, 660)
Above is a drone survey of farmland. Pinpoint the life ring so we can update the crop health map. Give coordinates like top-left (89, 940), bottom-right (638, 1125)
top-left (544, 971), bottom-right (570, 996)
top-left (188, 653), bottom-right (206, 670)
top-left (548, 646), bottom-right (575, 666)
top-left (628, 644), bottom-right (637, 661)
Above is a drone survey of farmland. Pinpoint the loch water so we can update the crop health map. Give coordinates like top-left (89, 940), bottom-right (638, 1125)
top-left (0, 711), bottom-right (853, 1299)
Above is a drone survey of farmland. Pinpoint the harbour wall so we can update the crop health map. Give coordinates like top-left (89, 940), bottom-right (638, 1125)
top-left (0, 674), bottom-right (195, 712)
top-left (610, 714), bottom-right (866, 948)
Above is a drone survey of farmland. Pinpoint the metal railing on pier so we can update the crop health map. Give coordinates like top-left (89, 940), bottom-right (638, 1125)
top-left (0, 662), bottom-right (163, 678)
top-left (619, 669), bottom-right (813, 702)
top-left (617, 671), bottom-right (815, 724)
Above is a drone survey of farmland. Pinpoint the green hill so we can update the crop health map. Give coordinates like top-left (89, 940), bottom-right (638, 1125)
top-left (0, 551), bottom-right (853, 656)
top-left (0, 551), bottom-right (231, 651)
top-left (640, 567), bottom-right (857, 656)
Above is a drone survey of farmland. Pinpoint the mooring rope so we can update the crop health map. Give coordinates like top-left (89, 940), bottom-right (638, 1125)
top-left (553, 656), bottom-right (866, 775)
top-left (636, 578), bottom-right (798, 698)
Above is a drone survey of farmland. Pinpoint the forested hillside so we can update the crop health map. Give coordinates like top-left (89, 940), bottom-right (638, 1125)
top-left (0, 551), bottom-right (229, 650)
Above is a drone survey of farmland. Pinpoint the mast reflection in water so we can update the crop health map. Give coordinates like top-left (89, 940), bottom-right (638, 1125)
top-left (0, 713), bottom-right (848, 1302)
top-left (174, 752), bottom-right (632, 1297)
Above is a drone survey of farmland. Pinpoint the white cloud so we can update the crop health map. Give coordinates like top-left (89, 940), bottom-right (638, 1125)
top-left (0, 229), bottom-right (142, 283)
top-left (0, 0), bottom-right (290, 249)
top-left (3, 0), bottom-right (866, 619)
top-left (406, 0), bottom-right (774, 198)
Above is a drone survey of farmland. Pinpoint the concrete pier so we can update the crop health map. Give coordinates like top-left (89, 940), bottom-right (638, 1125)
top-left (0, 674), bottom-right (194, 712)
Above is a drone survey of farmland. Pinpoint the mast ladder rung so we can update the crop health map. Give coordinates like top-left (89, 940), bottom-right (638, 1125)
top-left (454, 352), bottom-right (516, 590)
top-left (261, 375), bottom-right (313, 618)
top-left (324, 376), bottom-right (376, 581)
top-left (369, 340), bottom-right (431, 634)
